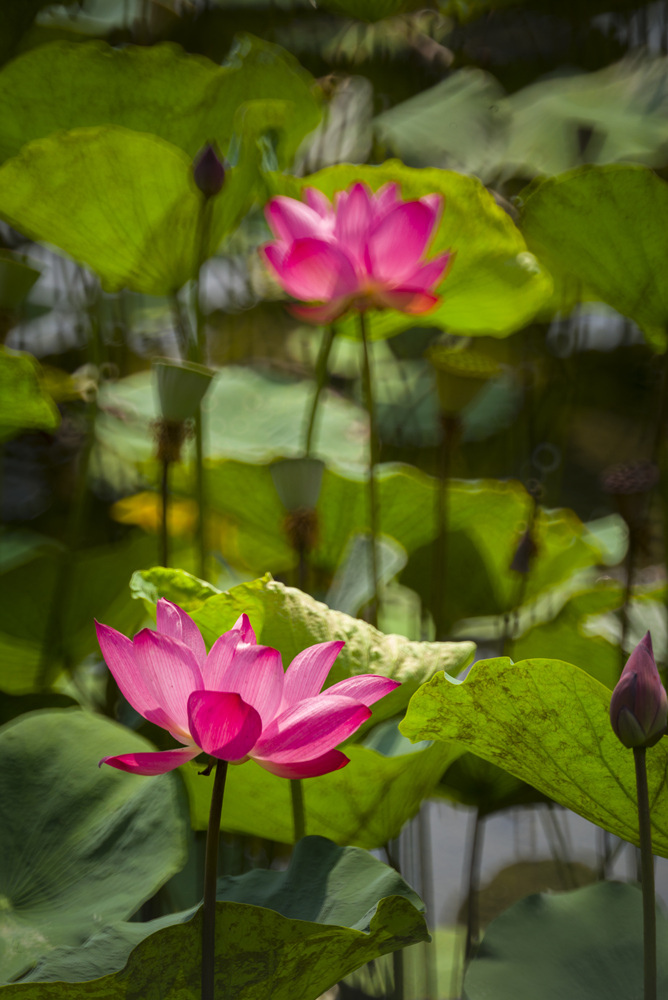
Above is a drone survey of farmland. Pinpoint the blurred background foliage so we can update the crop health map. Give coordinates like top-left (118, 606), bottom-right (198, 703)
top-left (2, 0), bottom-right (668, 995)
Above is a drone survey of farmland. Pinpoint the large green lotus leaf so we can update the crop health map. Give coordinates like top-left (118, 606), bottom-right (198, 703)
top-left (519, 164), bottom-right (668, 350)
top-left (402, 479), bottom-right (604, 632)
top-left (269, 161), bottom-right (552, 339)
top-left (0, 347), bottom-right (59, 442)
top-left (0, 35), bottom-right (320, 166)
top-left (182, 723), bottom-right (459, 845)
top-left (164, 464), bottom-right (601, 614)
top-left (0, 709), bottom-right (189, 984)
top-left (131, 571), bottom-right (476, 723)
top-left (511, 581), bottom-right (622, 689)
top-left (400, 656), bottom-right (668, 857)
top-left (96, 367), bottom-right (367, 473)
top-left (5, 838), bottom-right (427, 999)
top-left (0, 125), bottom-right (259, 295)
top-left (464, 881), bottom-right (668, 1000)
top-left (0, 532), bottom-right (156, 694)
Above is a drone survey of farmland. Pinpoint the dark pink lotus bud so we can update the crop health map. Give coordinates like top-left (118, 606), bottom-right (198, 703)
top-left (610, 632), bottom-right (668, 749)
top-left (193, 142), bottom-right (225, 199)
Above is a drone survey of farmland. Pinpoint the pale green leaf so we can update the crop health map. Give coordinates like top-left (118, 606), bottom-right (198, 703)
top-left (400, 656), bottom-right (668, 856)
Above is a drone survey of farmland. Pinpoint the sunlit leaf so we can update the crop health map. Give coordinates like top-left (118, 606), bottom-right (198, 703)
top-left (6, 838), bottom-right (427, 999)
top-left (130, 571), bottom-right (476, 724)
top-left (464, 881), bottom-right (668, 1000)
top-left (0, 126), bottom-right (256, 295)
top-left (0, 709), bottom-right (189, 983)
top-left (519, 164), bottom-right (668, 350)
top-left (400, 656), bottom-right (668, 857)
top-left (0, 35), bottom-right (320, 167)
top-left (0, 347), bottom-right (59, 442)
top-left (95, 367), bottom-right (367, 474)
top-left (269, 161), bottom-right (552, 339)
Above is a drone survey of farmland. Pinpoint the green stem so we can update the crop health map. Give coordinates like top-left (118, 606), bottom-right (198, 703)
top-left (192, 199), bottom-right (212, 580)
top-left (290, 779), bottom-right (306, 841)
top-left (359, 312), bottom-right (379, 627)
top-left (304, 325), bottom-right (336, 456)
top-left (170, 293), bottom-right (190, 361)
top-left (634, 747), bottom-right (657, 1000)
top-left (202, 760), bottom-right (228, 1000)
top-left (194, 408), bottom-right (207, 580)
top-left (160, 458), bottom-right (170, 567)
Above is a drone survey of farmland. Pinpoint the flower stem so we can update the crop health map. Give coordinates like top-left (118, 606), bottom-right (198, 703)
top-left (290, 778), bottom-right (306, 841)
top-left (192, 199), bottom-right (212, 580)
top-left (202, 759), bottom-right (228, 1000)
top-left (304, 325), bottom-right (336, 456)
top-left (160, 457), bottom-right (170, 567)
top-left (633, 746), bottom-right (657, 1000)
top-left (359, 312), bottom-right (379, 627)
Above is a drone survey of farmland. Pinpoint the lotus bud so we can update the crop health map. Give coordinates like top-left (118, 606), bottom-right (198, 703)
top-left (610, 632), bottom-right (668, 749)
top-left (193, 142), bottom-right (225, 199)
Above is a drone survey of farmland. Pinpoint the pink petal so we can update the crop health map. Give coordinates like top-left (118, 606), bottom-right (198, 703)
top-left (261, 242), bottom-right (288, 279)
top-left (282, 238), bottom-right (359, 303)
top-left (99, 747), bottom-right (200, 775)
top-left (187, 690), bottom-right (262, 761)
top-left (265, 197), bottom-right (331, 243)
top-left (252, 694), bottom-right (371, 763)
top-left (289, 300), bottom-right (352, 324)
top-left (132, 630), bottom-right (204, 737)
top-left (232, 613), bottom-right (257, 644)
top-left (402, 251), bottom-right (454, 293)
top-left (207, 643), bottom-right (284, 727)
top-left (156, 599), bottom-right (207, 666)
top-left (419, 193), bottom-right (443, 229)
top-left (253, 749), bottom-right (349, 779)
top-left (305, 187), bottom-right (333, 219)
top-left (96, 622), bottom-right (173, 732)
top-left (372, 183), bottom-right (401, 219)
top-left (334, 182), bottom-right (372, 266)
top-left (205, 630), bottom-right (248, 688)
top-left (372, 288), bottom-right (440, 315)
top-left (323, 674), bottom-right (400, 706)
top-left (365, 202), bottom-right (437, 284)
top-left (281, 640), bottom-right (345, 708)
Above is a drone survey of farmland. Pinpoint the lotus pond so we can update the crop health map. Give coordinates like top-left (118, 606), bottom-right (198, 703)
top-left (2, 1), bottom-right (668, 998)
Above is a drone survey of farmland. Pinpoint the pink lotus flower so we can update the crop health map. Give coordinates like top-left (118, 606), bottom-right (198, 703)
top-left (96, 599), bottom-right (399, 778)
top-left (261, 181), bottom-right (454, 324)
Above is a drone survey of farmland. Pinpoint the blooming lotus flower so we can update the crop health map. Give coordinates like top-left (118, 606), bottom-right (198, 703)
top-left (96, 599), bottom-right (399, 778)
top-left (261, 181), bottom-right (454, 324)
top-left (610, 631), bottom-right (668, 749)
